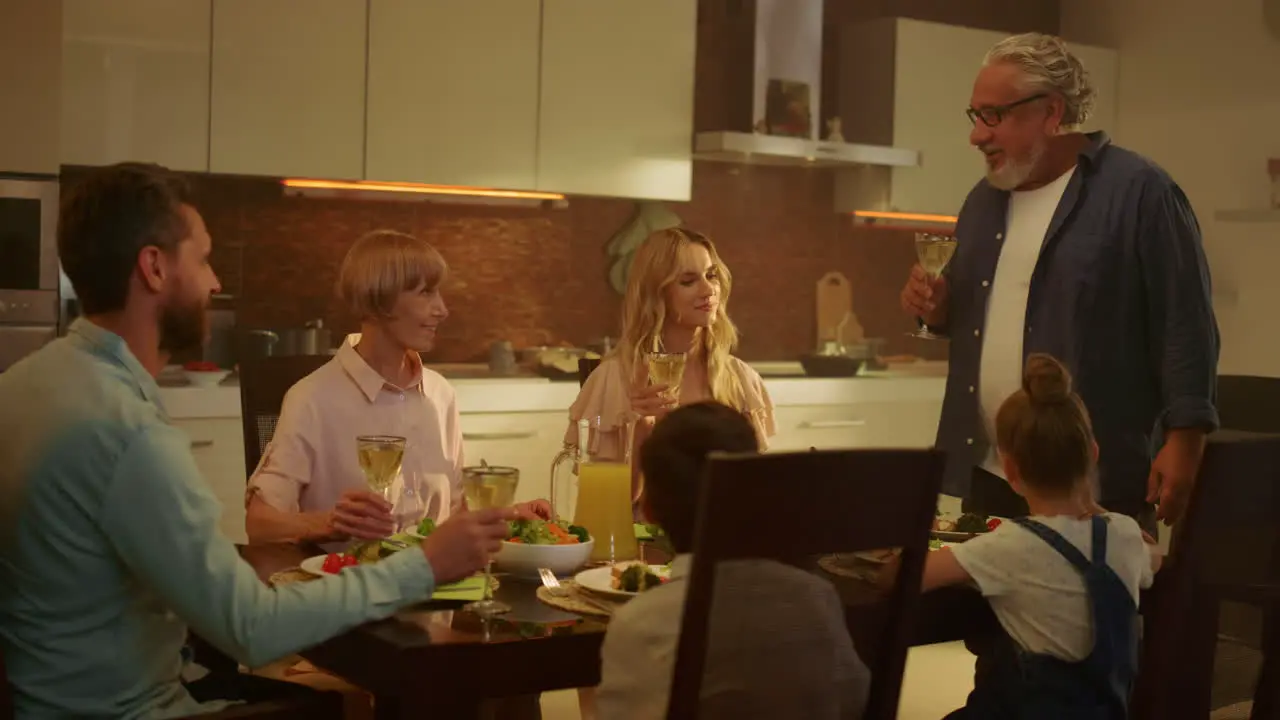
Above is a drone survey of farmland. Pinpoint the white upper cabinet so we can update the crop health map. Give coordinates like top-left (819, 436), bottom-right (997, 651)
top-left (209, 0), bottom-right (366, 179)
top-left (0, 0), bottom-right (61, 175)
top-left (366, 0), bottom-right (540, 190)
top-left (537, 0), bottom-right (696, 201)
top-left (833, 18), bottom-right (1118, 217)
top-left (62, 0), bottom-right (211, 171)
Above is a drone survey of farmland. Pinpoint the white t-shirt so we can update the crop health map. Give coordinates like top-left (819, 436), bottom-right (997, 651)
top-left (979, 167), bottom-right (1077, 478)
top-left (950, 513), bottom-right (1157, 662)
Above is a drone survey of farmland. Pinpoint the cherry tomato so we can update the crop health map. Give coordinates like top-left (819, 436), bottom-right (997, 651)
top-left (321, 553), bottom-right (344, 573)
top-left (987, 517), bottom-right (1003, 531)
top-left (342, 554), bottom-right (359, 567)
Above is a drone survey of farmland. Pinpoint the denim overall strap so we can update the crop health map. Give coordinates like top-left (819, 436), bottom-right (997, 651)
top-left (1010, 516), bottom-right (1098, 571)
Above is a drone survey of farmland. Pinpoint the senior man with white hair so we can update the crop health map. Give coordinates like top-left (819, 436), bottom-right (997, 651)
top-left (900, 32), bottom-right (1219, 532)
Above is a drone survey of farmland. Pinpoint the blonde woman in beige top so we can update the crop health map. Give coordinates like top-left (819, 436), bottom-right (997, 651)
top-left (246, 231), bottom-right (549, 548)
top-left (567, 227), bottom-right (775, 513)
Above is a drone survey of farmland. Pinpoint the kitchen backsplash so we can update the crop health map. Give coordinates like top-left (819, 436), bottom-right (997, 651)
top-left (60, 163), bottom-right (947, 364)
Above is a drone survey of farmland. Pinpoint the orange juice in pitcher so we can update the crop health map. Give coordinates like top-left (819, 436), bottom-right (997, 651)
top-left (549, 416), bottom-right (639, 564)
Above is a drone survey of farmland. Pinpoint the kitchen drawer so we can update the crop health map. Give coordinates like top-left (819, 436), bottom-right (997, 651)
top-left (172, 418), bottom-right (248, 543)
top-left (458, 411), bottom-right (569, 506)
top-left (768, 401), bottom-right (942, 453)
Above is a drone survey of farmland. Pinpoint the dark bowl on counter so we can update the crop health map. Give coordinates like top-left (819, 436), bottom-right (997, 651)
top-left (799, 354), bottom-right (864, 378)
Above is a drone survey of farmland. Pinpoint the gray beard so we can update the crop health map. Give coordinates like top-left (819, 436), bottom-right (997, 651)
top-left (986, 142), bottom-right (1046, 191)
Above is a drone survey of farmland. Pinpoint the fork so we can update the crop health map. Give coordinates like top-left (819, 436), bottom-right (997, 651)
top-left (538, 568), bottom-right (615, 616)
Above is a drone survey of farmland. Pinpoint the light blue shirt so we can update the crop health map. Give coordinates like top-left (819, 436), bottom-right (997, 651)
top-left (0, 320), bottom-right (436, 719)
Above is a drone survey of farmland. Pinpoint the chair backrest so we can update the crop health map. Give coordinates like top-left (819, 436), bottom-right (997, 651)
top-left (578, 356), bottom-right (602, 388)
top-left (0, 648), bottom-right (13, 720)
top-left (238, 355), bottom-right (331, 476)
top-left (667, 447), bottom-right (945, 720)
top-left (1132, 430), bottom-right (1280, 718)
top-left (1216, 375), bottom-right (1280, 433)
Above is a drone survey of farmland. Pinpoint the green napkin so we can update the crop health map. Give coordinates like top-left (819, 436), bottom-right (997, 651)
top-left (430, 575), bottom-right (487, 601)
top-left (634, 523), bottom-right (653, 541)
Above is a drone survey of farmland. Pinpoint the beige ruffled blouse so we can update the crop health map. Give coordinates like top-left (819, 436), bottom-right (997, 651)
top-left (564, 355), bottom-right (776, 463)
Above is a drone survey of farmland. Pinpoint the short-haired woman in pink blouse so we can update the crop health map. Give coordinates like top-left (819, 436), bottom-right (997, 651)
top-left (566, 227), bottom-right (775, 517)
top-left (245, 230), bottom-right (548, 547)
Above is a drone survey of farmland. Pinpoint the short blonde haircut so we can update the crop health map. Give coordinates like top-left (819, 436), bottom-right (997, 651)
top-left (336, 230), bottom-right (447, 319)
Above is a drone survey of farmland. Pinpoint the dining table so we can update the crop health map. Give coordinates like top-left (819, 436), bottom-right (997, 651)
top-left (238, 542), bottom-right (999, 720)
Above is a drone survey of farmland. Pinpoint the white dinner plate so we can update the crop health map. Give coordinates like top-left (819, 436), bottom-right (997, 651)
top-left (573, 564), bottom-right (671, 600)
top-left (298, 554), bottom-right (344, 577)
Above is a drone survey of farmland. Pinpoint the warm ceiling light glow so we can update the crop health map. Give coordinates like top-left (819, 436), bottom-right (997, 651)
top-left (852, 210), bottom-right (958, 224)
top-left (281, 178), bottom-right (565, 201)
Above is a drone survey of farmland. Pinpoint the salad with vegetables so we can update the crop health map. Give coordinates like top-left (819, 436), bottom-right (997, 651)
top-left (934, 511), bottom-right (1002, 534)
top-left (612, 562), bottom-right (667, 593)
top-left (319, 535), bottom-right (420, 574)
top-left (506, 517), bottom-right (590, 545)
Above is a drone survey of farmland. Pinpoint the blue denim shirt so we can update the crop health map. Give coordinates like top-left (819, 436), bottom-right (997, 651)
top-left (934, 132), bottom-right (1220, 508)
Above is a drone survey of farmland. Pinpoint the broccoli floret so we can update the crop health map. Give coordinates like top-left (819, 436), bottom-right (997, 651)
top-left (955, 512), bottom-right (989, 534)
top-left (567, 524), bottom-right (590, 543)
top-left (416, 518), bottom-right (437, 537)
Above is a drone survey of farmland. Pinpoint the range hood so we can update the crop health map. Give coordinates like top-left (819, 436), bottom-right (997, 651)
top-left (691, 0), bottom-right (919, 170)
top-left (693, 131), bottom-right (918, 168)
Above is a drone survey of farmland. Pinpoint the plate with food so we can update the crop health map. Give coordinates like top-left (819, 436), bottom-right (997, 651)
top-left (932, 512), bottom-right (1004, 542)
top-left (299, 534), bottom-right (421, 576)
top-left (574, 562), bottom-right (671, 600)
top-left (495, 517), bottom-right (594, 578)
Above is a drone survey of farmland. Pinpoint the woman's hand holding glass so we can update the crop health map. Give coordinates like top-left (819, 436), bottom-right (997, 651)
top-left (327, 488), bottom-right (395, 540)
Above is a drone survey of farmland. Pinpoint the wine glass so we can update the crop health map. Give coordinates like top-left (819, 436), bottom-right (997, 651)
top-left (357, 435), bottom-right (406, 500)
top-left (393, 471), bottom-right (427, 534)
top-left (646, 351), bottom-right (687, 404)
top-left (907, 232), bottom-right (958, 340)
top-left (461, 465), bottom-right (520, 617)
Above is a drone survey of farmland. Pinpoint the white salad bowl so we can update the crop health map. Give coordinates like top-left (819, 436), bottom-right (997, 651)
top-left (493, 538), bottom-right (595, 579)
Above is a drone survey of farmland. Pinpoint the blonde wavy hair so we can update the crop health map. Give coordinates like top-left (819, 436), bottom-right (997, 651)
top-left (615, 228), bottom-right (748, 411)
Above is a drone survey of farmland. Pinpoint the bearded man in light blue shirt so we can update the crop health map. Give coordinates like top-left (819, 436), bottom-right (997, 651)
top-left (0, 163), bottom-right (514, 719)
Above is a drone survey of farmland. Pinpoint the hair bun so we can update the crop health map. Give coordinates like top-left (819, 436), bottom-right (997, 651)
top-left (1022, 353), bottom-right (1073, 404)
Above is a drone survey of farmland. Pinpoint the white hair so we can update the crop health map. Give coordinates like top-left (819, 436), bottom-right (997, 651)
top-left (984, 33), bottom-right (1096, 131)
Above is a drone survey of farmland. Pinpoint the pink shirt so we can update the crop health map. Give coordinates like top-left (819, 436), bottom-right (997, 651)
top-left (247, 336), bottom-right (464, 541)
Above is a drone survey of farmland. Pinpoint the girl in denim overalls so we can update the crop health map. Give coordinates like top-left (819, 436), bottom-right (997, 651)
top-left (924, 354), bottom-right (1162, 719)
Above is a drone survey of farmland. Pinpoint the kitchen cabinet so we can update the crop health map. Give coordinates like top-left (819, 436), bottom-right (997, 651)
top-left (459, 410), bottom-right (567, 507)
top-left (61, 0), bottom-right (211, 171)
top-left (173, 418), bottom-right (248, 544)
top-left (366, 0), bottom-right (540, 190)
top-left (768, 400), bottom-right (943, 453)
top-left (537, 0), bottom-right (696, 201)
top-left (209, 0), bottom-right (366, 179)
top-left (0, 0), bottom-right (61, 175)
top-left (832, 18), bottom-right (1118, 217)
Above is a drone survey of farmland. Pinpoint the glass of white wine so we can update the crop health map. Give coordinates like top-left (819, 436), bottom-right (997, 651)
top-left (908, 232), bottom-right (958, 340)
top-left (357, 435), bottom-right (407, 503)
top-left (461, 465), bottom-right (520, 617)
top-left (646, 351), bottom-right (687, 404)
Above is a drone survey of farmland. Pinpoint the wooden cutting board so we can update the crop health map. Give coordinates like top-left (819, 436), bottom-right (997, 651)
top-left (815, 272), bottom-right (854, 344)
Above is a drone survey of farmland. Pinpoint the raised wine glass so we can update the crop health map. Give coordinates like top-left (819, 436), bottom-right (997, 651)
top-left (908, 232), bottom-right (958, 340)
top-left (461, 465), bottom-right (520, 617)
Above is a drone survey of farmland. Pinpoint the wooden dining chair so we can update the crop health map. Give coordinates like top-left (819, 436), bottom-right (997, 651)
top-left (1132, 430), bottom-right (1280, 720)
top-left (237, 355), bottom-right (330, 476)
top-left (666, 447), bottom-right (945, 720)
top-left (578, 356), bottom-right (601, 388)
top-left (1, 650), bottom-right (13, 720)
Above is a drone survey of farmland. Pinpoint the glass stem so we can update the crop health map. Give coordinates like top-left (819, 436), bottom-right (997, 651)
top-left (483, 560), bottom-right (494, 601)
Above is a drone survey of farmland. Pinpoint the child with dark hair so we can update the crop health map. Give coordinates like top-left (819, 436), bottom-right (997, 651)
top-left (596, 402), bottom-right (869, 720)
top-left (923, 354), bottom-right (1161, 719)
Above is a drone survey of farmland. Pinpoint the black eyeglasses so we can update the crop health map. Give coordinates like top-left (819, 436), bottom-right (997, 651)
top-left (966, 93), bottom-right (1048, 127)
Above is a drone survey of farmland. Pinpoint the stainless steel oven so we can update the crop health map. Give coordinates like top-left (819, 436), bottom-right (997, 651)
top-left (0, 177), bottom-right (60, 371)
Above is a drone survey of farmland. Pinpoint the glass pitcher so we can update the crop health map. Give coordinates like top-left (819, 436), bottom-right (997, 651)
top-left (550, 415), bottom-right (639, 564)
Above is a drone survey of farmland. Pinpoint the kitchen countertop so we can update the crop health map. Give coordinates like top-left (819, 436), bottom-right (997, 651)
top-left (155, 360), bottom-right (948, 420)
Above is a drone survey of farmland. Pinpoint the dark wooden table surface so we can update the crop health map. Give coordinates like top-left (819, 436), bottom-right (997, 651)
top-left (239, 543), bottom-right (996, 719)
